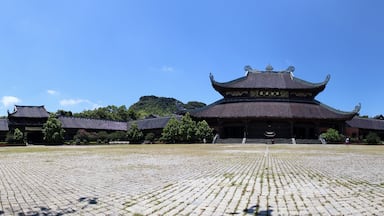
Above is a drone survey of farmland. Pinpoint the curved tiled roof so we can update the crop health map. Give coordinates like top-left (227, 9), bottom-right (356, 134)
top-left (191, 100), bottom-right (357, 120)
top-left (128, 116), bottom-right (182, 130)
top-left (59, 116), bottom-right (127, 131)
top-left (8, 105), bottom-right (50, 118)
top-left (347, 117), bottom-right (384, 130)
top-left (0, 119), bottom-right (8, 131)
top-left (210, 72), bottom-right (330, 96)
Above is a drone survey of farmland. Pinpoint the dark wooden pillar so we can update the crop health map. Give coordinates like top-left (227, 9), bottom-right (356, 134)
top-left (243, 119), bottom-right (248, 138)
top-left (314, 122), bottom-right (320, 138)
top-left (290, 121), bottom-right (294, 138)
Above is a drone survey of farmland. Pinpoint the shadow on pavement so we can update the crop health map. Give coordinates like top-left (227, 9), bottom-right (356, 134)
top-left (5, 196), bottom-right (99, 216)
top-left (243, 205), bottom-right (273, 216)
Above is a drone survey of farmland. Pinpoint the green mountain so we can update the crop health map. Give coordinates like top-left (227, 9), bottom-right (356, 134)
top-left (62, 95), bottom-right (206, 121)
top-left (129, 95), bottom-right (206, 118)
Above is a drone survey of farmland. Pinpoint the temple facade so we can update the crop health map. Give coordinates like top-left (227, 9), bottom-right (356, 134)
top-left (7, 105), bottom-right (50, 143)
top-left (1, 105), bottom-right (128, 144)
top-left (0, 65), bottom-right (383, 144)
top-left (191, 65), bottom-right (361, 141)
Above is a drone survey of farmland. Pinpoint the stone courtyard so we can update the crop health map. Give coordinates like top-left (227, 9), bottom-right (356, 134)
top-left (0, 144), bottom-right (383, 215)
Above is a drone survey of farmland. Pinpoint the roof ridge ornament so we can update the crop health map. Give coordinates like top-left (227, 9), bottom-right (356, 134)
top-left (325, 74), bottom-right (331, 83)
top-left (244, 65), bottom-right (259, 75)
top-left (209, 73), bottom-right (214, 81)
top-left (265, 64), bottom-right (273, 71)
top-left (286, 65), bottom-right (295, 73)
top-left (354, 103), bottom-right (362, 114)
top-left (286, 66), bottom-right (295, 80)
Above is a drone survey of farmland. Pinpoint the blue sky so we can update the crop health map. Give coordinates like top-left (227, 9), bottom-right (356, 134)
top-left (0, 0), bottom-right (383, 117)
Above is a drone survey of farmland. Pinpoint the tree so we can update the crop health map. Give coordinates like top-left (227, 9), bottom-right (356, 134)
top-left (365, 132), bottom-right (381, 144)
top-left (145, 132), bottom-right (155, 143)
top-left (72, 105), bottom-right (138, 121)
top-left (321, 128), bottom-right (342, 143)
top-left (161, 113), bottom-right (213, 144)
top-left (13, 128), bottom-right (24, 143)
top-left (74, 129), bottom-right (92, 144)
top-left (184, 101), bottom-right (206, 110)
top-left (179, 113), bottom-right (197, 143)
top-left (108, 131), bottom-right (128, 141)
top-left (127, 122), bottom-right (143, 143)
top-left (161, 117), bottom-right (181, 143)
top-left (43, 114), bottom-right (65, 144)
top-left (14, 128), bottom-right (24, 143)
top-left (196, 120), bottom-right (213, 143)
top-left (96, 131), bottom-right (109, 143)
top-left (127, 108), bottom-right (138, 120)
top-left (56, 110), bottom-right (73, 117)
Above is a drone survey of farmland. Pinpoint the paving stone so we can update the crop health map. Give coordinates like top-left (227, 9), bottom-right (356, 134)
top-left (0, 144), bottom-right (383, 215)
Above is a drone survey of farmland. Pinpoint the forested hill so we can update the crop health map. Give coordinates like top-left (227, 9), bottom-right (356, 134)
top-left (129, 95), bottom-right (206, 118)
top-left (59, 95), bottom-right (206, 121)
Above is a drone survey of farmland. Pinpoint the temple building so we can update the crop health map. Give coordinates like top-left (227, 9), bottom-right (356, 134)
top-left (0, 65), bottom-right (383, 144)
top-left (127, 115), bottom-right (181, 138)
top-left (191, 65), bottom-right (361, 142)
top-left (7, 105), bottom-right (50, 143)
top-left (1, 105), bottom-right (127, 144)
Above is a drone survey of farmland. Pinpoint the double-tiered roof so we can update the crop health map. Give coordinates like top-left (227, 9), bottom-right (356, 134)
top-left (210, 67), bottom-right (330, 99)
top-left (192, 65), bottom-right (360, 121)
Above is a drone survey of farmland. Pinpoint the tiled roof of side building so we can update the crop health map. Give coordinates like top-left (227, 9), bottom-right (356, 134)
top-left (346, 117), bottom-right (384, 131)
top-left (0, 119), bottom-right (9, 131)
top-left (128, 116), bottom-right (182, 130)
top-left (210, 71), bottom-right (330, 91)
top-left (191, 101), bottom-right (357, 120)
top-left (59, 116), bottom-right (127, 131)
top-left (8, 105), bottom-right (50, 118)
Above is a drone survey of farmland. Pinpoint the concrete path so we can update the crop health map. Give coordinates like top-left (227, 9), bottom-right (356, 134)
top-left (0, 144), bottom-right (383, 215)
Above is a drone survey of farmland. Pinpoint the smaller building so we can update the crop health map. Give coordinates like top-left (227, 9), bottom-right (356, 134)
top-left (58, 116), bottom-right (127, 140)
top-left (0, 105), bottom-right (179, 144)
top-left (7, 105), bottom-right (50, 143)
top-left (346, 117), bottom-right (384, 140)
top-left (0, 118), bottom-right (9, 141)
top-left (128, 115), bottom-right (182, 138)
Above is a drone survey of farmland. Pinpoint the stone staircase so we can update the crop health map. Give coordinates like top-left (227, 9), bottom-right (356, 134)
top-left (214, 138), bottom-right (243, 144)
top-left (246, 138), bottom-right (292, 144)
top-left (295, 139), bottom-right (322, 144)
top-left (214, 138), bottom-right (322, 144)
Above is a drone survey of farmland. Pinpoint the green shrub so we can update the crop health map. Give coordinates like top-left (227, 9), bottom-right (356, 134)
top-left (75, 138), bottom-right (81, 145)
top-left (161, 117), bottom-right (180, 143)
top-left (96, 131), bottom-right (109, 142)
top-left (365, 132), bottom-right (381, 144)
top-left (74, 129), bottom-right (92, 144)
top-left (145, 132), bottom-right (155, 143)
top-left (161, 113), bottom-right (213, 144)
top-left (6, 129), bottom-right (24, 144)
top-left (108, 131), bottom-right (127, 141)
top-left (14, 128), bottom-right (24, 143)
top-left (195, 120), bottom-right (213, 143)
top-left (127, 123), bottom-right (143, 144)
top-left (43, 114), bottom-right (65, 144)
top-left (321, 128), bottom-right (342, 143)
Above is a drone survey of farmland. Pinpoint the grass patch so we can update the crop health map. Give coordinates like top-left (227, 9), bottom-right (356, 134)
top-left (163, 183), bottom-right (173, 189)
top-left (223, 173), bottom-right (235, 179)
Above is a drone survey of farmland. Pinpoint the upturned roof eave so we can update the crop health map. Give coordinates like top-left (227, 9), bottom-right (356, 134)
top-left (317, 101), bottom-right (360, 120)
top-left (191, 100), bottom-right (359, 121)
top-left (346, 117), bottom-right (384, 130)
top-left (8, 105), bottom-right (50, 118)
top-left (209, 72), bottom-right (330, 95)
